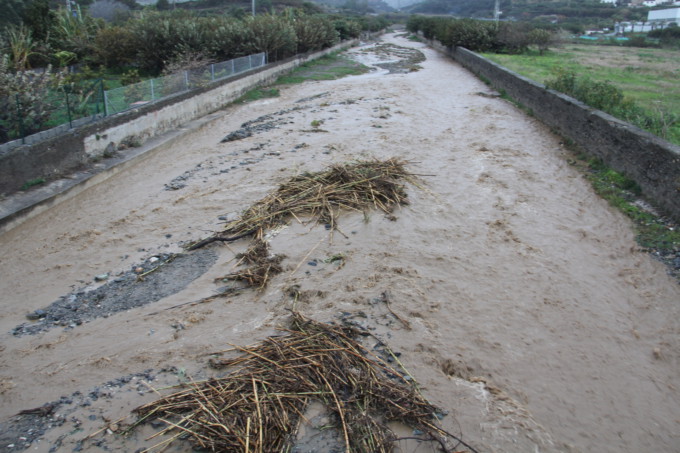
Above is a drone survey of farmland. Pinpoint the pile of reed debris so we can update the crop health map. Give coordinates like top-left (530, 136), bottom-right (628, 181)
top-left (131, 313), bottom-right (475, 453)
top-left (188, 158), bottom-right (415, 249)
top-left (187, 158), bottom-right (418, 290)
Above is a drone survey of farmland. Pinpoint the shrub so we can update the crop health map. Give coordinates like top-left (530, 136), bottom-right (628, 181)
top-left (407, 15), bottom-right (554, 54)
top-left (93, 26), bottom-right (137, 67)
top-left (294, 16), bottom-right (339, 53)
top-left (546, 68), bottom-right (678, 140)
top-left (205, 17), bottom-right (251, 60)
top-left (245, 14), bottom-right (297, 61)
top-left (50, 8), bottom-right (102, 60)
top-left (546, 68), bottom-right (622, 111)
top-left (526, 28), bottom-right (553, 54)
top-left (333, 18), bottom-right (362, 40)
top-left (0, 56), bottom-right (65, 142)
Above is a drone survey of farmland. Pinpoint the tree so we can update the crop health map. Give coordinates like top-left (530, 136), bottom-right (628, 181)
top-left (0, 0), bottom-right (24, 30)
top-left (527, 28), bottom-right (553, 54)
top-left (22, 0), bottom-right (55, 41)
top-left (156, 0), bottom-right (170, 10)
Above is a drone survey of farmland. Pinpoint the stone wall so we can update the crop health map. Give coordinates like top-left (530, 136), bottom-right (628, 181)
top-left (427, 38), bottom-right (680, 221)
top-left (0, 41), bottom-right (357, 195)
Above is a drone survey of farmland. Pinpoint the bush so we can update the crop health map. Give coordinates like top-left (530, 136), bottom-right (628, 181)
top-left (546, 68), bottom-right (622, 111)
top-left (333, 18), bottom-right (362, 40)
top-left (526, 28), bottom-right (553, 54)
top-left (206, 17), bottom-right (251, 60)
top-left (293, 16), bottom-right (339, 53)
top-left (0, 56), bottom-right (65, 142)
top-left (407, 16), bottom-right (553, 54)
top-left (93, 26), bottom-right (137, 67)
top-left (245, 14), bottom-right (297, 61)
top-left (546, 68), bottom-right (678, 140)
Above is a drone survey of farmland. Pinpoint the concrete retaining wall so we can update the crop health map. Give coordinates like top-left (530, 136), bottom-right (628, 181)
top-left (0, 40), bottom-right (358, 195)
top-left (426, 38), bottom-right (680, 221)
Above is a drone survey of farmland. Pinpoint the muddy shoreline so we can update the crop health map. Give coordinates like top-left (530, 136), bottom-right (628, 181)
top-left (1, 33), bottom-right (679, 452)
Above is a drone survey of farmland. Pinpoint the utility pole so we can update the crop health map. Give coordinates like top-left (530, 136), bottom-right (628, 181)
top-left (252, 0), bottom-right (256, 16)
top-left (494, 0), bottom-right (501, 22)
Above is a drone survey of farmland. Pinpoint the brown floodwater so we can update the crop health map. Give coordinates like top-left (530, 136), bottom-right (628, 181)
top-left (1, 33), bottom-right (679, 452)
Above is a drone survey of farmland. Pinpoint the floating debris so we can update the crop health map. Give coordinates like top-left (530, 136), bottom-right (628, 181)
top-left (131, 313), bottom-right (475, 453)
top-left (188, 158), bottom-right (417, 251)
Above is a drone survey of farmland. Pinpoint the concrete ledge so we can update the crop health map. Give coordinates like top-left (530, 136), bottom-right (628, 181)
top-left (425, 37), bottom-right (680, 221)
top-left (0, 40), bottom-right (359, 233)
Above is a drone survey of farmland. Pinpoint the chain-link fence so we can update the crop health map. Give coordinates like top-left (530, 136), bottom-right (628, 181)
top-left (0, 52), bottom-right (267, 149)
top-left (104, 53), bottom-right (267, 116)
top-left (0, 79), bottom-right (105, 146)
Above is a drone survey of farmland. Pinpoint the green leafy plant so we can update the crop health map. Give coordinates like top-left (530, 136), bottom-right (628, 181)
top-left (546, 68), bottom-right (678, 140)
top-left (20, 177), bottom-right (46, 190)
top-left (0, 55), bottom-right (64, 142)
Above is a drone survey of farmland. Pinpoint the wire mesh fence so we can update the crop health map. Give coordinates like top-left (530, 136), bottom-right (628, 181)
top-left (0, 78), bottom-right (105, 146)
top-left (0, 53), bottom-right (267, 148)
top-left (104, 53), bottom-right (267, 116)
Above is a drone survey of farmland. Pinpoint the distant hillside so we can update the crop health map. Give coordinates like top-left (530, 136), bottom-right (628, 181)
top-left (381, 0), bottom-right (422, 9)
top-left (406, 0), bottom-right (495, 17)
top-left (403, 0), bottom-right (644, 26)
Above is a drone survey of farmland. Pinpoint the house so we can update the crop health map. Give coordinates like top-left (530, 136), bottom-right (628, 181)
top-left (648, 7), bottom-right (680, 25)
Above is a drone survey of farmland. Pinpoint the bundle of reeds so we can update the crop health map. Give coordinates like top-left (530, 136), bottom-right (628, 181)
top-left (132, 313), bottom-right (472, 453)
top-left (217, 238), bottom-right (284, 289)
top-left (188, 158), bottom-right (416, 251)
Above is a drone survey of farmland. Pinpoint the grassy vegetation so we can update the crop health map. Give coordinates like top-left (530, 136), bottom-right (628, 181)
top-left (275, 53), bottom-right (370, 85)
top-left (20, 177), bottom-right (46, 190)
top-left (236, 52), bottom-right (369, 104)
top-left (571, 153), bottom-right (680, 253)
top-left (482, 45), bottom-right (680, 144)
top-left (236, 87), bottom-right (281, 103)
top-left (234, 53), bottom-right (369, 104)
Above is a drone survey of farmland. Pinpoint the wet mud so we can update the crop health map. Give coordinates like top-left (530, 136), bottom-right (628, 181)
top-left (1, 34), bottom-right (679, 453)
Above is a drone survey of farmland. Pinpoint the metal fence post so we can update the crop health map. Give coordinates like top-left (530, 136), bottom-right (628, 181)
top-left (65, 89), bottom-right (73, 128)
top-left (211, 64), bottom-right (215, 81)
top-left (15, 94), bottom-right (25, 144)
top-left (150, 79), bottom-right (155, 101)
top-left (231, 59), bottom-right (235, 75)
top-left (103, 85), bottom-right (109, 117)
top-left (184, 71), bottom-right (189, 90)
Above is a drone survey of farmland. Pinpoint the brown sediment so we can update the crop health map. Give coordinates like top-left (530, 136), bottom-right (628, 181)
top-left (0, 32), bottom-right (679, 453)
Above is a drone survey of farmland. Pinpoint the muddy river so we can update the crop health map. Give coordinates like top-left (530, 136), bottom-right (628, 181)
top-left (1, 33), bottom-right (679, 452)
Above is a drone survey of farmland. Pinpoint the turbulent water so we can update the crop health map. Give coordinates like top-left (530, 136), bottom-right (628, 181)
top-left (1, 33), bottom-right (679, 452)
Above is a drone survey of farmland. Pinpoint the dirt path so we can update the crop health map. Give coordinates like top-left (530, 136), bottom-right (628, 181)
top-left (1, 33), bottom-right (679, 453)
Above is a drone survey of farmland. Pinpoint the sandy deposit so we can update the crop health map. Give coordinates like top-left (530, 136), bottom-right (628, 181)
top-left (1, 33), bottom-right (679, 453)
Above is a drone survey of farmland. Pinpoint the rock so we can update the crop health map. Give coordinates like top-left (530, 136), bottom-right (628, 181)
top-left (94, 274), bottom-right (109, 282)
top-left (27, 309), bottom-right (46, 320)
top-left (221, 129), bottom-right (252, 142)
